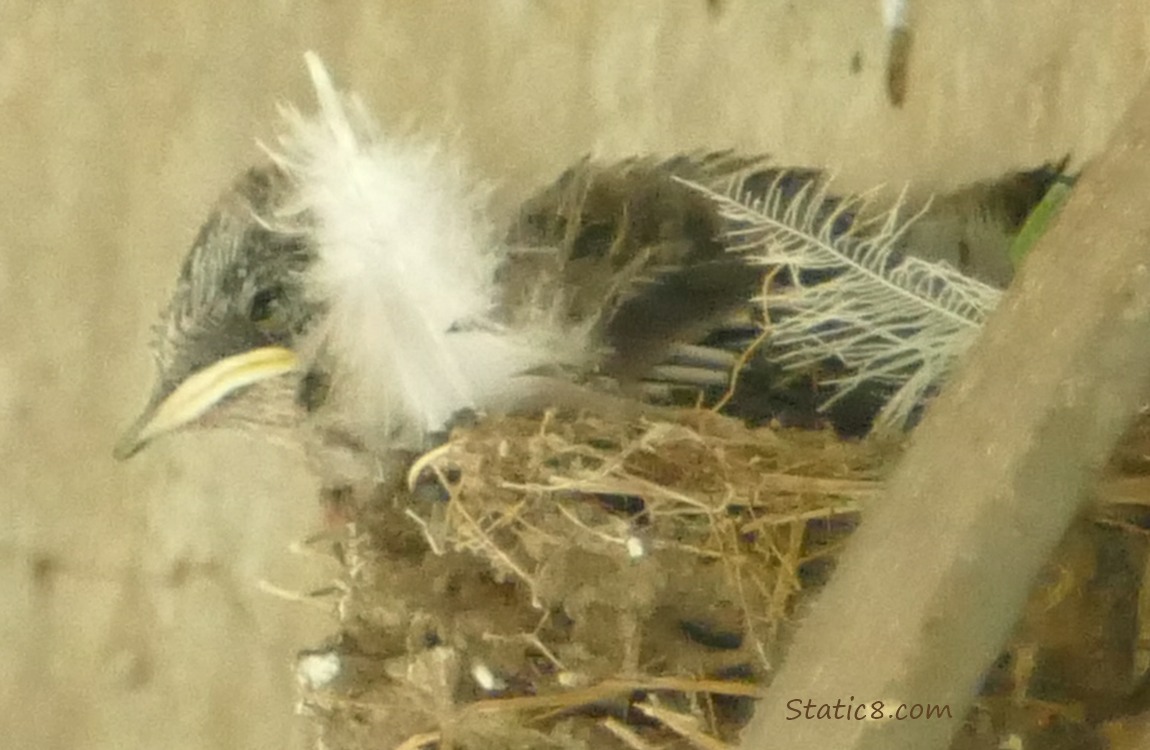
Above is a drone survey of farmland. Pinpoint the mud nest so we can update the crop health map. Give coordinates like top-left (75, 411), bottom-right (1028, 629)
top-left (292, 408), bottom-right (896, 749)
top-left (286, 407), bottom-right (1150, 750)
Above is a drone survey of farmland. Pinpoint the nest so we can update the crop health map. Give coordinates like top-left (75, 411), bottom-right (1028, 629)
top-left (286, 404), bottom-right (1150, 750)
top-left (293, 408), bottom-right (893, 749)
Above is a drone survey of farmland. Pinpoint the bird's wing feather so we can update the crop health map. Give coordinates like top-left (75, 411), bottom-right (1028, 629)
top-left (503, 153), bottom-right (775, 383)
top-left (680, 174), bottom-right (1004, 433)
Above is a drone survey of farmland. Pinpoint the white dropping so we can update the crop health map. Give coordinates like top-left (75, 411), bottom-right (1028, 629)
top-left (296, 651), bottom-right (342, 690)
top-left (625, 535), bottom-right (645, 560)
top-left (470, 662), bottom-right (507, 692)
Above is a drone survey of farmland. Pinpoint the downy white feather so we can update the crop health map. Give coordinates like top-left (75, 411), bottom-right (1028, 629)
top-left (681, 175), bottom-right (1004, 433)
top-left (268, 52), bottom-right (575, 448)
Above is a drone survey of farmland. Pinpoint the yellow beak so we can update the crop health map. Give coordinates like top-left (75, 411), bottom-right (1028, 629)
top-left (114, 346), bottom-right (300, 460)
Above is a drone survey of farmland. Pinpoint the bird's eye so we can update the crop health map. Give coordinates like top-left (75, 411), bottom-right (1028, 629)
top-left (249, 285), bottom-right (284, 324)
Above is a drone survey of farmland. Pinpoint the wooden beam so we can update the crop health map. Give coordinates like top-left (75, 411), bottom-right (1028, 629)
top-left (741, 77), bottom-right (1150, 750)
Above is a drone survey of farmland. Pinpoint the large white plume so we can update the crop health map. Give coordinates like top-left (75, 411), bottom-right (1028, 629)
top-left (268, 52), bottom-right (573, 448)
top-left (683, 175), bottom-right (1003, 433)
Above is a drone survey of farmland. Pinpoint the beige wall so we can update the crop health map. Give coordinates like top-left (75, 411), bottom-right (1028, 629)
top-left (2, 2), bottom-right (1147, 748)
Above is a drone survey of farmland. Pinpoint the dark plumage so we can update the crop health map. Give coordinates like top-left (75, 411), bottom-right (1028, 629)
top-left (501, 152), bottom-right (772, 384)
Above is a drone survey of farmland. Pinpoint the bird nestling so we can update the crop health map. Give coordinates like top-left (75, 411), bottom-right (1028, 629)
top-left (115, 52), bottom-right (1069, 479)
top-left (113, 53), bottom-right (772, 480)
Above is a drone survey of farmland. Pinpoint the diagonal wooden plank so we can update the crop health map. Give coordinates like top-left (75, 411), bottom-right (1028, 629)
top-left (741, 76), bottom-right (1150, 750)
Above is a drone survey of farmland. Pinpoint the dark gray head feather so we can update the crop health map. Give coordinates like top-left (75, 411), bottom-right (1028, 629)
top-left (153, 166), bottom-right (318, 400)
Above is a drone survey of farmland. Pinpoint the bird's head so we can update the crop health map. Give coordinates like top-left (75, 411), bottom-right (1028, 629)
top-left (114, 165), bottom-right (324, 460)
top-left (115, 53), bottom-right (568, 467)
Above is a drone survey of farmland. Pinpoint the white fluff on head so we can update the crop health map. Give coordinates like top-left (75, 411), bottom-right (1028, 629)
top-left (269, 52), bottom-right (573, 448)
